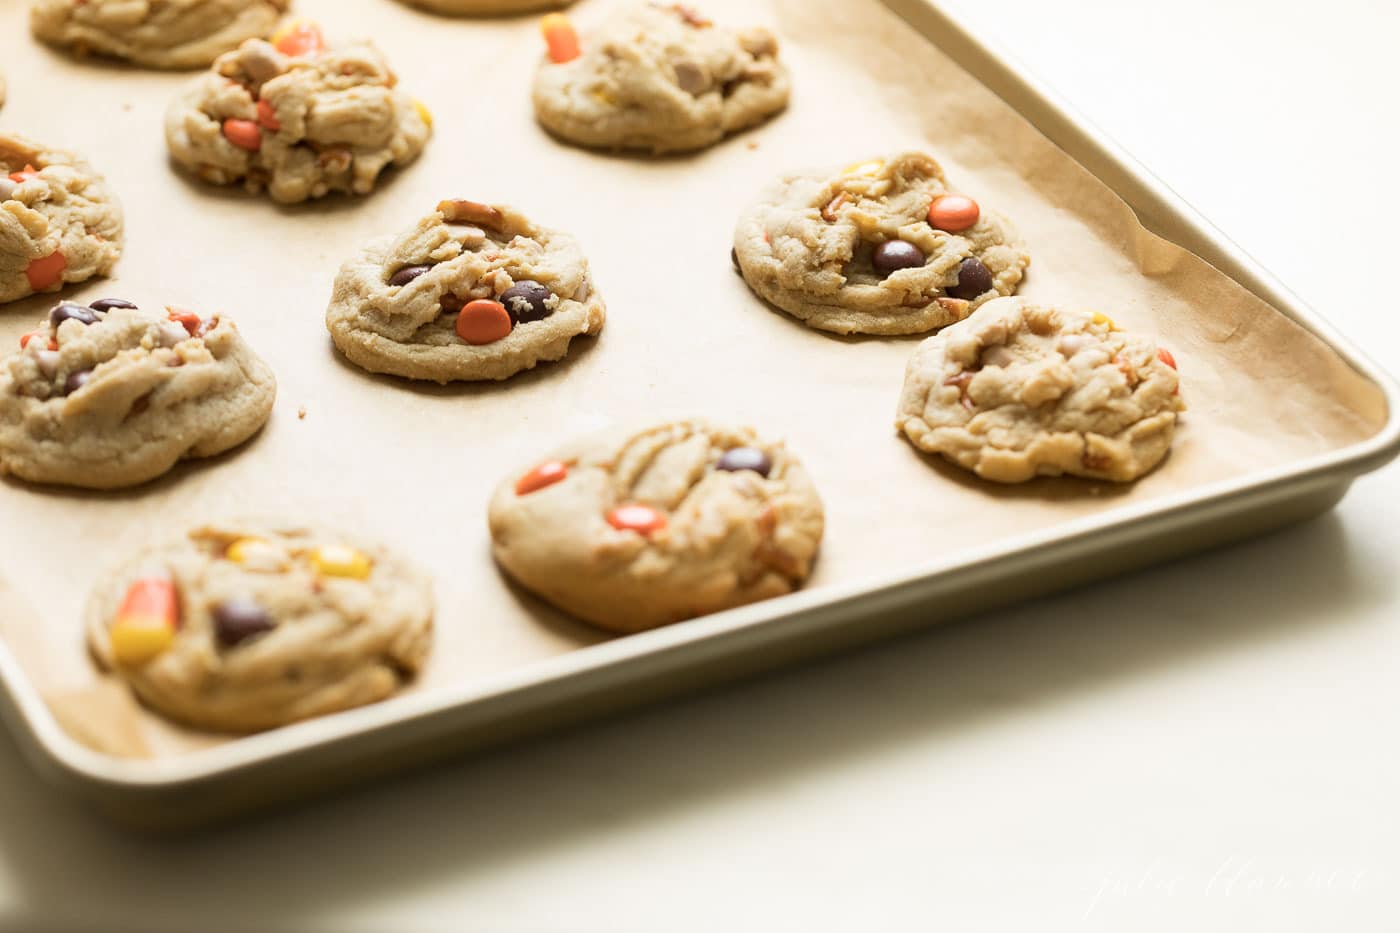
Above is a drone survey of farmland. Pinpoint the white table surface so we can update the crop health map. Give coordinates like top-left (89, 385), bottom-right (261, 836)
top-left (3, 1), bottom-right (1399, 930)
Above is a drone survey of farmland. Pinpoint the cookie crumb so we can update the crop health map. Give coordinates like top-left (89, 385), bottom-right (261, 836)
top-left (297, 406), bottom-right (307, 420)
top-left (747, 140), bottom-right (759, 150)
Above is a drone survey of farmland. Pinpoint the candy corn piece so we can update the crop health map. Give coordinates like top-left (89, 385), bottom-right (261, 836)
top-left (272, 20), bottom-right (325, 57)
top-left (25, 251), bottom-right (66, 291)
top-left (109, 575), bottom-right (178, 666)
top-left (541, 13), bottom-right (581, 64)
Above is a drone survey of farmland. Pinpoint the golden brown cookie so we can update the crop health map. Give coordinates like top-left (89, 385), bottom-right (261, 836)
top-left (327, 199), bottom-right (605, 383)
top-left (490, 420), bottom-right (825, 633)
top-left (87, 521), bottom-right (434, 733)
top-left (0, 299), bottom-right (276, 489)
top-left (734, 152), bottom-right (1029, 335)
top-left (896, 298), bottom-right (1184, 483)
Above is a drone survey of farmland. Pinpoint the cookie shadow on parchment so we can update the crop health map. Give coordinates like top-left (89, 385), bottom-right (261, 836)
top-left (388, 3), bottom-right (567, 22)
top-left (26, 44), bottom-right (162, 76)
top-left (489, 562), bottom-right (615, 648)
top-left (0, 290), bottom-right (78, 321)
top-left (164, 154), bottom-right (421, 218)
top-left (321, 330), bottom-right (603, 398)
top-left (532, 122), bottom-right (778, 166)
top-left (899, 439), bottom-right (1143, 504)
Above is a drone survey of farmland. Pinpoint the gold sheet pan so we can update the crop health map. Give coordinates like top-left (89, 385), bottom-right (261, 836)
top-left (0, 0), bottom-right (1394, 826)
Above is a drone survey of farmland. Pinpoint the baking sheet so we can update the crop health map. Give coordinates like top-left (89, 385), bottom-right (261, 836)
top-left (0, 0), bottom-right (1386, 763)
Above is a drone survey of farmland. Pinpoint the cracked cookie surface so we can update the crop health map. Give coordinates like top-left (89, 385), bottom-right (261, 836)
top-left (532, 3), bottom-right (789, 153)
top-left (165, 27), bottom-right (432, 203)
top-left (327, 199), bottom-right (605, 383)
top-left (490, 420), bottom-right (825, 633)
top-left (397, 0), bottom-right (571, 13)
top-left (1, 133), bottom-right (123, 305)
top-left (0, 299), bottom-right (276, 489)
top-left (31, 0), bottom-right (290, 70)
top-left (895, 297), bottom-right (1184, 483)
top-left (86, 522), bottom-right (434, 733)
top-left (734, 151), bottom-right (1029, 335)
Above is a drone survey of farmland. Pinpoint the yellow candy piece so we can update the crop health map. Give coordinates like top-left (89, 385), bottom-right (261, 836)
top-left (226, 537), bottom-right (291, 573)
top-left (540, 12), bottom-right (571, 37)
top-left (413, 98), bottom-right (433, 129)
top-left (1092, 312), bottom-right (1119, 331)
top-left (226, 537), bottom-right (264, 563)
top-left (843, 159), bottom-right (886, 178)
top-left (110, 618), bottom-right (175, 666)
top-left (310, 545), bottom-right (373, 580)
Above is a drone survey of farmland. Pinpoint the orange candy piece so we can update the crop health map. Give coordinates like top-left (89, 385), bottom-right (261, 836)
top-left (256, 98), bottom-right (281, 132)
top-left (515, 460), bottom-right (569, 496)
top-left (25, 250), bottom-right (66, 291)
top-left (606, 504), bottom-right (668, 537)
top-left (222, 118), bottom-right (262, 152)
top-left (273, 20), bottom-right (325, 57)
top-left (1157, 347), bottom-right (1177, 370)
top-left (19, 331), bottom-right (56, 351)
top-left (928, 194), bottom-right (980, 233)
top-left (541, 13), bottom-right (581, 64)
top-left (456, 299), bottom-right (514, 345)
top-left (8, 164), bottom-right (39, 183)
top-left (109, 575), bottom-right (180, 666)
top-left (168, 309), bottom-right (202, 335)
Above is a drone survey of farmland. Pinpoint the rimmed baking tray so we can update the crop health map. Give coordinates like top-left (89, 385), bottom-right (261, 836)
top-left (0, 0), bottom-right (1396, 829)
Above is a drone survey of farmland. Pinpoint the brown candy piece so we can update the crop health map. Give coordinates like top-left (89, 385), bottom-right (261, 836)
top-left (716, 447), bottom-right (772, 477)
top-left (872, 240), bottom-right (925, 275)
top-left (947, 257), bottom-right (993, 300)
top-left (213, 598), bottom-right (275, 647)
top-left (389, 265), bottom-right (431, 287)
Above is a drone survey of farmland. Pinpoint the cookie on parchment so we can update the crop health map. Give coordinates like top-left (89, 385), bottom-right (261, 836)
top-left (86, 522), bottom-right (434, 733)
top-left (327, 199), bottom-right (605, 383)
top-left (733, 151), bottom-right (1029, 335)
top-left (532, 3), bottom-right (789, 153)
top-left (165, 22), bottom-right (432, 203)
top-left (490, 420), bottom-right (825, 633)
top-left (0, 299), bottom-right (276, 489)
top-left (895, 297), bottom-right (1184, 483)
top-left (1, 132), bottom-right (123, 305)
top-left (31, 0), bottom-right (290, 70)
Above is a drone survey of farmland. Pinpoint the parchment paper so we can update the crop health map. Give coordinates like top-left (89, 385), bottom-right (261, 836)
top-left (0, 0), bottom-right (1386, 762)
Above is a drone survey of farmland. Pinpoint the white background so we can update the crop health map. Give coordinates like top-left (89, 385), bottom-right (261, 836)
top-left (3, 0), bottom-right (1399, 930)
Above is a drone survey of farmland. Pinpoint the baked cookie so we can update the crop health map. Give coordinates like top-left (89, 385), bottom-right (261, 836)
top-left (0, 299), bottom-right (276, 489)
top-left (31, 0), bottom-right (290, 70)
top-left (489, 420), bottom-right (825, 633)
top-left (532, 4), bottom-right (790, 153)
top-left (397, 0), bottom-right (571, 14)
top-left (327, 199), bottom-right (605, 383)
top-left (86, 522), bottom-right (434, 733)
top-left (0, 71), bottom-right (6, 109)
top-left (895, 297), bottom-right (1184, 483)
top-left (734, 152), bottom-right (1030, 335)
top-left (1, 133), bottom-right (123, 305)
top-left (165, 23), bottom-right (432, 204)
